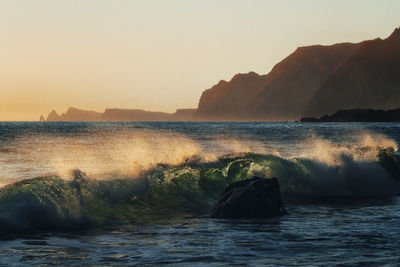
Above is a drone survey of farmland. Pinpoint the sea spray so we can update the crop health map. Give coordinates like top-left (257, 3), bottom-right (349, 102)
top-left (0, 127), bottom-right (396, 183)
top-left (1, 129), bottom-right (214, 182)
top-left (1, 144), bottom-right (400, 236)
top-left (0, 125), bottom-right (400, 235)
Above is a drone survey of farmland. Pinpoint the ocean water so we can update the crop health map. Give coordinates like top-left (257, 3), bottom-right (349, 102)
top-left (0, 122), bottom-right (399, 266)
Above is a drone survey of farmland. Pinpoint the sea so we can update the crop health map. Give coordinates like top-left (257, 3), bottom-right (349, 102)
top-left (0, 121), bottom-right (399, 266)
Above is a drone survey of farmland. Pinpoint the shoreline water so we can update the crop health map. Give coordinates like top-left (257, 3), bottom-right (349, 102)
top-left (0, 122), bottom-right (399, 265)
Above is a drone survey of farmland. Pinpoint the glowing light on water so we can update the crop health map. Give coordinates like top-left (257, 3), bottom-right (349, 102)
top-left (299, 131), bottom-right (398, 166)
top-left (0, 127), bottom-right (398, 187)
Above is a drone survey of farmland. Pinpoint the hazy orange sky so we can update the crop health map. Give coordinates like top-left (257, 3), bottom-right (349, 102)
top-left (1, 0), bottom-right (399, 121)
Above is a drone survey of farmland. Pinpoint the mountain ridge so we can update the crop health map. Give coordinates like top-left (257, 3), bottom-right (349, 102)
top-left (305, 26), bottom-right (400, 117)
top-left (195, 42), bottom-right (360, 120)
top-left (43, 26), bottom-right (400, 122)
top-left (44, 107), bottom-right (196, 122)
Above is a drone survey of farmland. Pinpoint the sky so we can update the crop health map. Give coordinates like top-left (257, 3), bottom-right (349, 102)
top-left (0, 0), bottom-right (399, 121)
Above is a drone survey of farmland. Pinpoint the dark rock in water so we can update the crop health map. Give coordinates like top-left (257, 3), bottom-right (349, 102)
top-left (211, 177), bottom-right (286, 219)
top-left (71, 169), bottom-right (88, 184)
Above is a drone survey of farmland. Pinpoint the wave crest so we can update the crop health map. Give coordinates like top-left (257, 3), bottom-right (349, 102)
top-left (0, 131), bottom-right (399, 235)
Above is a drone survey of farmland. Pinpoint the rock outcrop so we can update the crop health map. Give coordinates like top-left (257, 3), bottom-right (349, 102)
top-left (301, 108), bottom-right (400, 122)
top-left (46, 110), bottom-right (61, 121)
top-left (211, 177), bottom-right (286, 219)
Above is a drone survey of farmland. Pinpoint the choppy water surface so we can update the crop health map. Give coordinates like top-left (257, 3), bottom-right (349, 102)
top-left (0, 122), bottom-right (400, 266)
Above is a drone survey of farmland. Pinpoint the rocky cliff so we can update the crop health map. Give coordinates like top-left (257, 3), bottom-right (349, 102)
top-left (45, 26), bottom-right (400, 122)
top-left (196, 27), bottom-right (400, 121)
top-left (195, 43), bottom-right (359, 120)
top-left (304, 27), bottom-right (400, 117)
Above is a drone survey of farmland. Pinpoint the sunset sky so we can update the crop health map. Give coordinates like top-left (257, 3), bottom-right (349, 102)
top-left (1, 0), bottom-right (399, 120)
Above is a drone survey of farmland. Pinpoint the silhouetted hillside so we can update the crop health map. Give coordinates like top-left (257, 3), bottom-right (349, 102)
top-left (305, 27), bottom-right (400, 117)
top-left (195, 72), bottom-right (269, 120)
top-left (62, 107), bottom-right (102, 121)
top-left (45, 108), bottom-right (195, 121)
top-left (46, 108), bottom-right (101, 121)
top-left (248, 43), bottom-right (359, 120)
top-left (195, 43), bottom-right (359, 120)
top-left (45, 26), bottom-right (400, 122)
top-left (301, 108), bottom-right (400, 122)
top-left (101, 109), bottom-right (172, 121)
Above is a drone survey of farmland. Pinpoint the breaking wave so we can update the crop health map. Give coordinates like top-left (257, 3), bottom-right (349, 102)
top-left (0, 131), bottom-right (399, 235)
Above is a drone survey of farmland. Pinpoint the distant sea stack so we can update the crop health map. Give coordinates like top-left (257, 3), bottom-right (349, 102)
top-left (301, 108), bottom-right (400, 122)
top-left (46, 110), bottom-right (61, 121)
